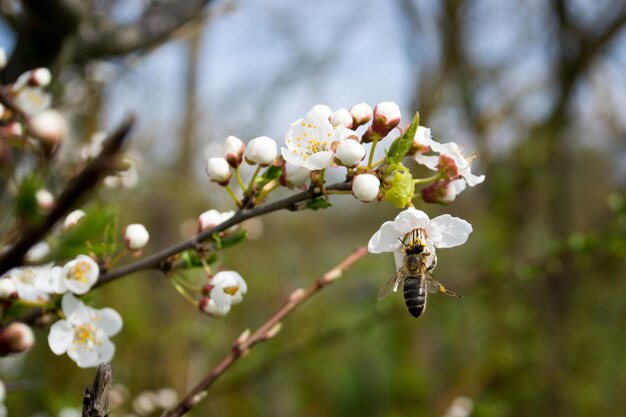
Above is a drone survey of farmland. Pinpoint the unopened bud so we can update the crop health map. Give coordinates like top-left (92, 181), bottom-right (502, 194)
top-left (322, 268), bottom-right (342, 283)
top-left (29, 68), bottom-right (52, 87)
top-left (265, 322), bottom-right (282, 339)
top-left (1, 121), bottom-right (23, 139)
top-left (330, 108), bottom-right (353, 128)
top-left (35, 189), bottom-right (55, 211)
top-left (25, 241), bottom-right (50, 263)
top-left (0, 47), bottom-right (6, 70)
top-left (363, 101), bottom-right (401, 142)
top-left (224, 135), bottom-right (245, 168)
top-left (124, 223), bottom-right (150, 251)
top-left (349, 103), bottom-right (373, 128)
top-left (64, 209), bottom-right (86, 229)
top-left (0, 322), bottom-right (35, 356)
top-left (236, 328), bottom-right (251, 345)
top-left (352, 173), bottom-right (380, 202)
top-left (335, 139), bottom-right (366, 167)
top-left (244, 136), bottom-right (277, 166)
top-left (288, 288), bottom-right (306, 303)
top-left (421, 179), bottom-right (466, 205)
top-left (29, 109), bottom-right (67, 149)
top-left (306, 104), bottom-right (332, 121)
top-left (206, 157), bottom-right (232, 185)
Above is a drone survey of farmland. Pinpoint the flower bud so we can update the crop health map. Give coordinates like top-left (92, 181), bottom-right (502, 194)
top-left (199, 297), bottom-right (231, 317)
top-left (0, 322), bottom-right (35, 356)
top-left (437, 154), bottom-right (460, 180)
top-left (25, 241), bottom-right (50, 263)
top-left (421, 179), bottom-right (466, 204)
top-left (281, 161), bottom-right (309, 187)
top-left (306, 104), bottom-right (332, 121)
top-left (30, 68), bottom-right (52, 87)
top-left (0, 47), bottom-right (6, 70)
top-left (198, 210), bottom-right (235, 233)
top-left (224, 135), bottom-right (245, 168)
top-left (64, 209), bottom-right (86, 229)
top-left (349, 103), bottom-right (373, 128)
top-left (124, 224), bottom-right (150, 251)
top-left (330, 108), bottom-right (353, 128)
top-left (29, 109), bottom-right (67, 149)
top-left (206, 157), bottom-right (231, 185)
top-left (0, 279), bottom-right (17, 300)
top-left (352, 173), bottom-right (380, 202)
top-left (363, 101), bottom-right (401, 142)
top-left (244, 136), bottom-right (277, 166)
top-left (35, 189), bottom-right (55, 211)
top-left (335, 139), bottom-right (366, 167)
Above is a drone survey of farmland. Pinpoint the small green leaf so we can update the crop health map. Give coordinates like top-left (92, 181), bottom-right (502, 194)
top-left (52, 206), bottom-right (117, 259)
top-left (306, 197), bottom-right (333, 210)
top-left (218, 229), bottom-right (248, 249)
top-left (386, 111), bottom-right (419, 164)
top-left (255, 166), bottom-right (282, 188)
top-left (16, 175), bottom-right (44, 221)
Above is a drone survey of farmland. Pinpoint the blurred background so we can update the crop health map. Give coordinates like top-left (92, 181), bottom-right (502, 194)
top-left (1, 0), bottom-right (626, 416)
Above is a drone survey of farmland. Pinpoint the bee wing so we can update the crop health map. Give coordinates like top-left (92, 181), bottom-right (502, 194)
top-left (377, 268), bottom-right (406, 300)
top-left (423, 269), bottom-right (462, 298)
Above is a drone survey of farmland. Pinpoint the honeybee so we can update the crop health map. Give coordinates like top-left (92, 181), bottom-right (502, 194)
top-left (378, 228), bottom-right (461, 318)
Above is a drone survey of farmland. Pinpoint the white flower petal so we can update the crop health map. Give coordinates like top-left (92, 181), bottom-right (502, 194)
top-left (61, 293), bottom-right (81, 316)
top-left (98, 338), bottom-right (116, 363)
top-left (303, 150), bottom-right (334, 170)
top-left (368, 220), bottom-right (404, 253)
top-left (96, 308), bottom-right (123, 336)
top-left (206, 299), bottom-right (231, 317)
top-left (69, 344), bottom-right (100, 368)
top-left (462, 168), bottom-right (485, 186)
top-left (413, 153), bottom-right (439, 171)
top-left (48, 320), bottom-right (73, 355)
top-left (427, 214), bottom-right (473, 248)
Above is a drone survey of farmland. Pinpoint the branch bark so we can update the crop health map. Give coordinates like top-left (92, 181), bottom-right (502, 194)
top-left (160, 246), bottom-right (369, 417)
top-left (82, 362), bottom-right (112, 417)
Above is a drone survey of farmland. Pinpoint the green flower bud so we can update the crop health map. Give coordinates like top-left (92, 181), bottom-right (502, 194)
top-left (381, 163), bottom-right (415, 208)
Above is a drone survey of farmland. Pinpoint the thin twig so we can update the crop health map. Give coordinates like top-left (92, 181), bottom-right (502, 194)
top-left (95, 182), bottom-right (352, 288)
top-left (160, 246), bottom-right (369, 417)
top-left (0, 115), bottom-right (135, 275)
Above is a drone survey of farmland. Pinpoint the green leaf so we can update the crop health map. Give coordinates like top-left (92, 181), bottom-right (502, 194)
top-left (51, 206), bottom-right (117, 259)
top-left (386, 111), bottom-right (419, 164)
top-left (216, 229), bottom-right (247, 250)
top-left (16, 175), bottom-right (44, 221)
top-left (255, 166), bottom-right (282, 188)
top-left (306, 197), bottom-right (332, 210)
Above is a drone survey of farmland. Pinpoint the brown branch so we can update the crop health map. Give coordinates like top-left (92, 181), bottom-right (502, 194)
top-left (160, 246), bottom-right (369, 417)
top-left (82, 363), bottom-right (112, 417)
top-left (0, 115), bottom-right (135, 275)
top-left (94, 181), bottom-right (352, 288)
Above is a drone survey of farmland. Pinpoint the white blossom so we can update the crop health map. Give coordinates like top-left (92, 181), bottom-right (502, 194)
top-left (373, 101), bottom-right (401, 126)
top-left (35, 189), bottom-right (54, 211)
top-left (29, 109), bottom-right (67, 145)
top-left (413, 139), bottom-right (485, 187)
top-left (245, 136), bottom-right (277, 166)
top-left (335, 139), bottom-right (366, 167)
top-left (282, 106), bottom-right (356, 170)
top-left (283, 161), bottom-right (310, 186)
top-left (124, 224), bottom-right (150, 251)
top-left (368, 207), bottom-right (472, 271)
top-left (198, 209), bottom-right (235, 232)
top-left (48, 293), bottom-right (122, 368)
top-left (0, 279), bottom-right (16, 300)
top-left (224, 135), bottom-right (244, 167)
top-left (64, 209), bottom-right (86, 229)
top-left (25, 241), bottom-right (50, 263)
top-left (352, 174), bottom-right (380, 202)
top-left (31, 68), bottom-right (52, 87)
top-left (306, 104), bottom-right (332, 120)
top-left (203, 271), bottom-right (247, 317)
top-left (330, 108), bottom-right (353, 128)
top-left (61, 255), bottom-right (99, 295)
top-left (206, 157), bottom-right (231, 183)
top-left (13, 86), bottom-right (51, 115)
top-left (4, 266), bottom-right (57, 302)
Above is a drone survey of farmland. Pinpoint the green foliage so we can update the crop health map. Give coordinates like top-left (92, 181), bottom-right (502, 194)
top-left (50, 206), bottom-right (117, 260)
top-left (255, 165), bottom-right (282, 188)
top-left (306, 197), bottom-right (333, 210)
top-left (214, 229), bottom-right (248, 250)
top-left (386, 111), bottom-right (419, 164)
top-left (15, 175), bottom-right (44, 221)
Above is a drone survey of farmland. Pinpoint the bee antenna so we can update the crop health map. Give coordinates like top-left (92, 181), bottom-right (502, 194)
top-left (397, 237), bottom-right (408, 247)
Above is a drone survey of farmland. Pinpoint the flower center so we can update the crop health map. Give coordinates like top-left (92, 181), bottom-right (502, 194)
top-left (74, 324), bottom-right (98, 346)
top-left (223, 285), bottom-right (240, 296)
top-left (68, 261), bottom-right (92, 283)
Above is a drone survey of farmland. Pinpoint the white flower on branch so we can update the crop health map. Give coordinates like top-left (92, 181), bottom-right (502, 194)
top-left (352, 174), bottom-right (380, 202)
top-left (413, 138), bottom-right (485, 187)
top-left (282, 105), bottom-right (356, 170)
top-left (124, 224), bottom-right (150, 251)
top-left (202, 271), bottom-right (248, 317)
top-left (206, 157), bottom-right (231, 185)
top-left (335, 139), bottom-right (366, 167)
top-left (363, 101), bottom-right (401, 142)
top-left (13, 85), bottom-right (51, 115)
top-left (244, 136), bottom-right (277, 166)
top-left (224, 135), bottom-right (245, 168)
top-left (61, 255), bottom-right (100, 295)
top-left (330, 108), bottom-right (353, 128)
top-left (368, 207), bottom-right (472, 271)
top-left (282, 161), bottom-right (310, 187)
top-left (35, 189), bottom-right (55, 211)
top-left (48, 293), bottom-right (122, 368)
top-left (0, 322), bottom-right (35, 355)
top-left (25, 241), bottom-right (50, 263)
top-left (349, 103), bottom-right (373, 128)
top-left (3, 266), bottom-right (57, 302)
top-left (306, 104), bottom-right (332, 120)
top-left (64, 209), bottom-right (86, 229)
top-left (198, 209), bottom-right (235, 233)
top-left (29, 109), bottom-right (68, 146)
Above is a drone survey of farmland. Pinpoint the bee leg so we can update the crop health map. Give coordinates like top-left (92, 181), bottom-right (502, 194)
top-left (439, 284), bottom-right (462, 299)
top-left (427, 254), bottom-right (438, 271)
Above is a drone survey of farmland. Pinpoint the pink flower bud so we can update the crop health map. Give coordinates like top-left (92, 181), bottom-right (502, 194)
top-left (421, 179), bottom-right (466, 204)
top-left (352, 173), bottom-right (380, 202)
top-left (330, 108), bottom-right (353, 128)
top-left (224, 135), bottom-right (245, 168)
top-left (124, 224), bottom-right (150, 251)
top-left (29, 109), bottom-right (67, 148)
top-left (206, 157), bottom-right (231, 185)
top-left (349, 103), bottom-right (373, 128)
top-left (30, 68), bottom-right (52, 87)
top-left (0, 322), bottom-right (35, 356)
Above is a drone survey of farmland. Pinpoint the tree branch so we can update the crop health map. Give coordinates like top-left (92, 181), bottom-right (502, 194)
top-left (82, 363), bottom-right (112, 417)
top-left (0, 115), bottom-right (135, 275)
top-left (160, 246), bottom-right (369, 417)
top-left (95, 181), bottom-right (352, 288)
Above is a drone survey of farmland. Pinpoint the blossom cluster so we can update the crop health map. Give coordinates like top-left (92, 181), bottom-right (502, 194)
top-left (205, 101), bottom-right (484, 207)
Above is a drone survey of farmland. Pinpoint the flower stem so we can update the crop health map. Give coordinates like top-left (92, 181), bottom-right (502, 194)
top-left (367, 139), bottom-right (379, 168)
top-left (326, 189), bottom-right (352, 195)
top-left (234, 166), bottom-right (246, 190)
top-left (224, 185), bottom-right (240, 206)
top-left (318, 169), bottom-right (326, 186)
top-left (371, 156), bottom-right (386, 167)
top-left (246, 166), bottom-right (262, 196)
top-left (170, 276), bottom-right (199, 306)
top-left (257, 180), bottom-right (280, 202)
top-left (414, 173), bottom-right (442, 185)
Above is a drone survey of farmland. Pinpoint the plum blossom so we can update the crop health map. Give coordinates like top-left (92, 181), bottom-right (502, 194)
top-left (202, 271), bottom-right (247, 317)
top-left (368, 208), bottom-right (472, 271)
top-left (61, 255), bottom-right (100, 295)
top-left (3, 266), bottom-right (58, 302)
top-left (352, 174), bottom-right (380, 202)
top-left (198, 209), bottom-right (236, 233)
top-left (282, 161), bottom-right (310, 187)
top-left (48, 293), bottom-right (122, 368)
top-left (330, 108), bottom-right (353, 128)
top-left (206, 157), bottom-right (231, 184)
top-left (124, 224), bottom-right (150, 251)
top-left (413, 138), bottom-right (485, 187)
top-left (349, 103), bottom-right (373, 128)
top-left (421, 179), bottom-right (467, 204)
top-left (335, 139), bottom-right (366, 167)
top-left (244, 136), bottom-right (277, 166)
top-left (282, 106), bottom-right (356, 170)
